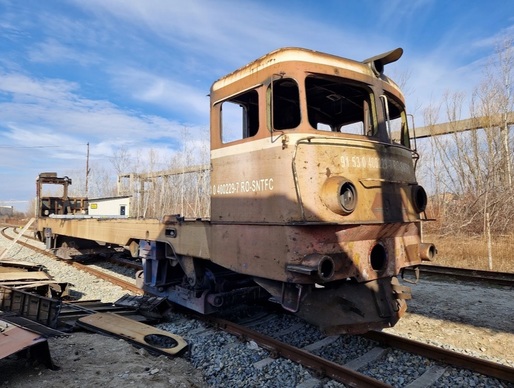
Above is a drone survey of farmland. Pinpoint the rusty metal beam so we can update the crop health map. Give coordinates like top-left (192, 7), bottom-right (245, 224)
top-left (0, 286), bottom-right (62, 328)
top-left (116, 164), bottom-right (209, 198)
top-left (118, 164), bottom-right (209, 181)
top-left (408, 112), bottom-right (514, 139)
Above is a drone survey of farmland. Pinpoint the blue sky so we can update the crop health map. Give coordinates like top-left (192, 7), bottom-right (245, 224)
top-left (1, 0), bottom-right (513, 212)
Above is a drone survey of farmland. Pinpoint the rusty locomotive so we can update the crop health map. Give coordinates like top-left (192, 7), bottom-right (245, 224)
top-left (36, 47), bottom-right (435, 334)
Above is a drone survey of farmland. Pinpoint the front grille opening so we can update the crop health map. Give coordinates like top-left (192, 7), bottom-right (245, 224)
top-left (370, 244), bottom-right (387, 271)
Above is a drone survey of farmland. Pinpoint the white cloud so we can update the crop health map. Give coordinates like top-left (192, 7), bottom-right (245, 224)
top-left (109, 67), bottom-right (209, 119)
top-left (0, 72), bottom-right (78, 101)
top-left (70, 0), bottom-right (376, 66)
top-left (0, 71), bottom-right (192, 143)
top-left (28, 39), bottom-right (100, 66)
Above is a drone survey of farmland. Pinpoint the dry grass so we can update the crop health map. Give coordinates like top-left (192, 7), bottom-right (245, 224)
top-left (424, 234), bottom-right (514, 273)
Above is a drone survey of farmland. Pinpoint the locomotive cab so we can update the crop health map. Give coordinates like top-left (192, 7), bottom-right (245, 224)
top-left (209, 47), bottom-right (434, 333)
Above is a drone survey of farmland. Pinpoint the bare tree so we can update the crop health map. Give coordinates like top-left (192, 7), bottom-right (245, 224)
top-left (423, 35), bottom-right (514, 240)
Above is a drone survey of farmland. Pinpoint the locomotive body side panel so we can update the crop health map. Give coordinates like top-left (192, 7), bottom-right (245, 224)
top-left (210, 138), bottom-right (298, 223)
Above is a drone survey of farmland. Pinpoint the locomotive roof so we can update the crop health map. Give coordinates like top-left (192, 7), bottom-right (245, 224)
top-left (211, 47), bottom-right (402, 92)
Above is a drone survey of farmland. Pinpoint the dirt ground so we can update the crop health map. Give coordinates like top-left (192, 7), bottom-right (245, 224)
top-left (1, 331), bottom-right (205, 388)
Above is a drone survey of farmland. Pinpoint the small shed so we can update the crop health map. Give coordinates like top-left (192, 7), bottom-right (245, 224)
top-left (88, 196), bottom-right (131, 217)
top-left (0, 206), bottom-right (14, 216)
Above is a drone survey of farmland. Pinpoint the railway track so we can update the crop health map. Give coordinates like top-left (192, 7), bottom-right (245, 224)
top-left (0, 226), bottom-right (143, 294)
top-left (410, 264), bottom-right (514, 287)
top-left (2, 225), bottom-right (514, 386)
top-left (363, 331), bottom-right (514, 383)
top-left (167, 306), bottom-right (514, 387)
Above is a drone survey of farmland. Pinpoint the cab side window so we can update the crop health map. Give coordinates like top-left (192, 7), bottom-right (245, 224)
top-left (271, 78), bottom-right (301, 130)
top-left (221, 89), bottom-right (259, 143)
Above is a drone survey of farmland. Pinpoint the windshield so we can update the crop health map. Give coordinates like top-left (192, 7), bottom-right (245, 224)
top-left (267, 74), bottom-right (410, 148)
top-left (305, 75), bottom-right (375, 136)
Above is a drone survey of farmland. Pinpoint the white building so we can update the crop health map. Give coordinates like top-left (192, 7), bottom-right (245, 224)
top-left (0, 206), bottom-right (14, 216)
top-left (88, 196), bottom-right (131, 217)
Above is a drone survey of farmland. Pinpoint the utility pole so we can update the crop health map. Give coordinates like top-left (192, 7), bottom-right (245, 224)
top-left (503, 71), bottom-right (512, 188)
top-left (85, 142), bottom-right (90, 196)
top-left (502, 112), bottom-right (512, 188)
top-left (500, 38), bottom-right (513, 188)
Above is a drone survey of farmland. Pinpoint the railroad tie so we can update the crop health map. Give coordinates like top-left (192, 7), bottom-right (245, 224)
top-left (344, 347), bottom-right (389, 370)
top-left (404, 365), bottom-right (447, 388)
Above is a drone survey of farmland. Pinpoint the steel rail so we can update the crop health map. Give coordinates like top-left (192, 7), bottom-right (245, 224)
top-left (1, 227), bottom-right (143, 295)
top-left (66, 261), bottom-right (144, 295)
top-left (12, 227), bottom-right (39, 242)
top-left (419, 264), bottom-right (514, 286)
top-left (106, 256), bottom-right (143, 270)
top-left (364, 331), bottom-right (514, 383)
top-left (402, 264), bottom-right (514, 287)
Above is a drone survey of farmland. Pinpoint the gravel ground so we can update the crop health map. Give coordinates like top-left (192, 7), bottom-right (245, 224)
top-left (0, 233), bottom-right (129, 302)
top-left (1, 230), bottom-right (513, 387)
top-left (384, 278), bottom-right (514, 366)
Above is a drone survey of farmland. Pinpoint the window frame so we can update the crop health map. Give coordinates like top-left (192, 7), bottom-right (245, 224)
top-left (217, 87), bottom-right (261, 145)
top-left (304, 74), bottom-right (377, 137)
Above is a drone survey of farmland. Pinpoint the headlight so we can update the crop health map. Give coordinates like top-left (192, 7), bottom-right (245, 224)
top-left (321, 177), bottom-right (357, 215)
top-left (339, 181), bottom-right (357, 213)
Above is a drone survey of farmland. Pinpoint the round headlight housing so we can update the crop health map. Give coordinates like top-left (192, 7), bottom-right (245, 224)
top-left (412, 184), bottom-right (427, 213)
top-left (339, 181), bottom-right (357, 213)
top-left (321, 177), bottom-right (358, 215)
